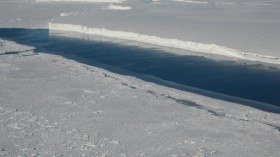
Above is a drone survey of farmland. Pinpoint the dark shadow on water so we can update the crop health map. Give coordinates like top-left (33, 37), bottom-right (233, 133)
top-left (1, 28), bottom-right (280, 114)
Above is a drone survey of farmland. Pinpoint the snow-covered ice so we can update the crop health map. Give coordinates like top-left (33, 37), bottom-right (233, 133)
top-left (36, 0), bottom-right (126, 3)
top-left (1, 0), bottom-right (279, 64)
top-left (1, 0), bottom-right (280, 156)
top-left (107, 4), bottom-right (131, 10)
top-left (1, 38), bottom-right (280, 156)
top-left (173, 0), bottom-right (209, 4)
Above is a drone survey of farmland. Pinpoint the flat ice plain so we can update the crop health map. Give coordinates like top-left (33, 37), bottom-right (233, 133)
top-left (0, 0), bottom-right (280, 156)
top-left (1, 0), bottom-right (280, 63)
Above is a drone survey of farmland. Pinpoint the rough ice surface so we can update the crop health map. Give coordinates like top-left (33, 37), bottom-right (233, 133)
top-left (1, 0), bottom-right (280, 156)
top-left (36, 0), bottom-right (126, 3)
top-left (1, 38), bottom-right (280, 156)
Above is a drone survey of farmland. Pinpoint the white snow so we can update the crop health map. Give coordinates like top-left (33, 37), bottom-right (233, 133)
top-left (1, 0), bottom-right (280, 156)
top-left (173, 0), bottom-right (209, 4)
top-left (60, 12), bottom-right (79, 17)
top-left (108, 4), bottom-right (131, 10)
top-left (36, 0), bottom-right (126, 3)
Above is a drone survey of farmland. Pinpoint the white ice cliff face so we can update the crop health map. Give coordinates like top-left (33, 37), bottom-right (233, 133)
top-left (49, 23), bottom-right (280, 64)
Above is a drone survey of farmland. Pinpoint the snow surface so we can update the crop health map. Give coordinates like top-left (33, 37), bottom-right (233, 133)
top-left (173, 0), bottom-right (209, 4)
top-left (108, 4), bottom-right (131, 10)
top-left (36, 0), bottom-right (126, 3)
top-left (1, 0), bottom-right (280, 156)
top-left (1, 0), bottom-right (279, 64)
top-left (1, 38), bottom-right (280, 156)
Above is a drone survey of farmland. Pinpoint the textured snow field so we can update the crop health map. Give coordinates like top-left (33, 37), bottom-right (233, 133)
top-left (1, 0), bottom-right (280, 156)
top-left (1, 39), bottom-right (280, 156)
top-left (36, 0), bottom-right (126, 3)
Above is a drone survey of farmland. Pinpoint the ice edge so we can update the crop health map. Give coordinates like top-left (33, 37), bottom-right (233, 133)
top-left (48, 23), bottom-right (280, 64)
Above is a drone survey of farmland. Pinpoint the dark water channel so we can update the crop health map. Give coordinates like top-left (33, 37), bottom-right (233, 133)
top-left (1, 28), bottom-right (280, 112)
